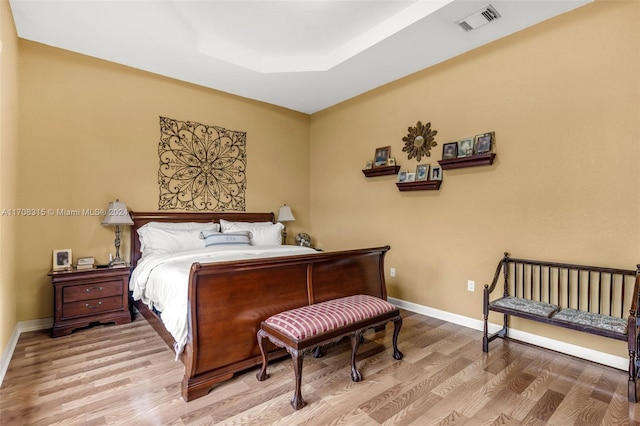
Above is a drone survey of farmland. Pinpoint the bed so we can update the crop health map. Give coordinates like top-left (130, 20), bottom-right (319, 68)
top-left (128, 211), bottom-right (391, 401)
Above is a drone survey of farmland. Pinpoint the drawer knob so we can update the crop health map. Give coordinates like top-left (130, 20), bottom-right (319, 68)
top-left (86, 286), bottom-right (103, 292)
top-left (85, 301), bottom-right (103, 309)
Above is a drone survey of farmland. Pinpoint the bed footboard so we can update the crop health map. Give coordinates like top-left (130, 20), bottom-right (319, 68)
top-left (181, 246), bottom-right (390, 401)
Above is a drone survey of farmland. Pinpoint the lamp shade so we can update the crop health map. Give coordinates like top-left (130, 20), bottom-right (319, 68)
top-left (277, 204), bottom-right (295, 222)
top-left (101, 200), bottom-right (134, 226)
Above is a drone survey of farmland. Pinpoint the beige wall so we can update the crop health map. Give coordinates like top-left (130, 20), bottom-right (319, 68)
top-left (6, 0), bottom-right (639, 362)
top-left (16, 42), bottom-right (310, 321)
top-left (0, 0), bottom-right (20, 350)
top-left (310, 0), bottom-right (640, 356)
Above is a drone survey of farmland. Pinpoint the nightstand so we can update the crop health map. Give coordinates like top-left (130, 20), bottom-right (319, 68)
top-left (49, 267), bottom-right (131, 338)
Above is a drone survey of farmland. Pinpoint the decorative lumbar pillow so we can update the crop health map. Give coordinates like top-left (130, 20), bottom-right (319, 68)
top-left (137, 222), bottom-right (219, 257)
top-left (201, 230), bottom-right (251, 247)
top-left (226, 222), bottom-right (284, 246)
top-left (219, 219), bottom-right (273, 233)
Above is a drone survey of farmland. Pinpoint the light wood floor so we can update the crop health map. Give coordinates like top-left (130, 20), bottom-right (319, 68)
top-left (2, 310), bottom-right (640, 425)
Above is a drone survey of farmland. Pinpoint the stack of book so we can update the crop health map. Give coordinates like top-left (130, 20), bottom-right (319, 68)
top-left (76, 256), bottom-right (95, 270)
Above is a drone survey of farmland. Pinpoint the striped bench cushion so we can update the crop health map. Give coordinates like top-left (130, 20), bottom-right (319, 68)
top-left (264, 295), bottom-right (396, 341)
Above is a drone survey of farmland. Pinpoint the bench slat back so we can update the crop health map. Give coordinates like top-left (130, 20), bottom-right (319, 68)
top-left (503, 256), bottom-right (637, 318)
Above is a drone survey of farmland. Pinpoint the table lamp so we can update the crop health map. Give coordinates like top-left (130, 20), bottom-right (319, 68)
top-left (277, 204), bottom-right (296, 245)
top-left (101, 199), bottom-right (134, 267)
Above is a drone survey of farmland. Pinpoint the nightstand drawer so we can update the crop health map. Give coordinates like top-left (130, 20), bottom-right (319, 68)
top-left (62, 295), bottom-right (123, 318)
top-left (63, 280), bottom-right (123, 302)
top-left (50, 267), bottom-right (131, 337)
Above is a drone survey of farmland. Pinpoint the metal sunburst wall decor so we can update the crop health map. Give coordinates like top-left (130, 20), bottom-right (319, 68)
top-left (402, 121), bottom-right (438, 162)
top-left (158, 116), bottom-right (246, 211)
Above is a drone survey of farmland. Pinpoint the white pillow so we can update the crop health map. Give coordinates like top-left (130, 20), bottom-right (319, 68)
top-left (219, 219), bottom-right (273, 233)
top-left (200, 230), bottom-right (250, 247)
top-left (226, 222), bottom-right (284, 246)
top-left (138, 222), bottom-right (219, 256)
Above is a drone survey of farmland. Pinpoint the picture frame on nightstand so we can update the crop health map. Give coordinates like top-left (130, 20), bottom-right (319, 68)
top-left (53, 249), bottom-right (72, 270)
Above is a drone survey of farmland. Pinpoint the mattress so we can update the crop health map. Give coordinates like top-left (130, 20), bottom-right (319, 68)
top-left (129, 245), bottom-right (318, 356)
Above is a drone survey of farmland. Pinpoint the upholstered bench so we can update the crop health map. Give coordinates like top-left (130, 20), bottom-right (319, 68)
top-left (256, 294), bottom-right (403, 410)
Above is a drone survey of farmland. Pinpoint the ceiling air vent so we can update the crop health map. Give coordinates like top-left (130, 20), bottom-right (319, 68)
top-left (456, 4), bottom-right (501, 31)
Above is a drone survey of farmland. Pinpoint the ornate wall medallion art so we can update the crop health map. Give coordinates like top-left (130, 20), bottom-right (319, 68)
top-left (402, 121), bottom-right (438, 161)
top-left (158, 116), bottom-right (246, 211)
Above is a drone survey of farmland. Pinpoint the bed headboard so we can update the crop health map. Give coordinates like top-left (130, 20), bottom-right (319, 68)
top-left (128, 211), bottom-right (276, 268)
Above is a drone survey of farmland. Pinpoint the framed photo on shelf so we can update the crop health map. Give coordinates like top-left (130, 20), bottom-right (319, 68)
top-left (457, 138), bottom-right (474, 157)
top-left (474, 132), bottom-right (494, 154)
top-left (374, 146), bottom-right (391, 167)
top-left (430, 166), bottom-right (443, 181)
top-left (442, 142), bottom-right (458, 159)
top-left (397, 170), bottom-right (408, 182)
top-left (406, 172), bottom-right (416, 182)
top-left (365, 160), bottom-right (373, 169)
top-left (53, 249), bottom-right (72, 270)
top-left (388, 157), bottom-right (396, 166)
top-left (416, 164), bottom-right (429, 181)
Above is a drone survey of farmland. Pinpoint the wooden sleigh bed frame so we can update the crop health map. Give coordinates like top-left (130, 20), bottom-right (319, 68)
top-left (129, 211), bottom-right (391, 401)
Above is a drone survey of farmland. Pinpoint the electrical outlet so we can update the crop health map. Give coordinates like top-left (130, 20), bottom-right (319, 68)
top-left (390, 268), bottom-right (396, 278)
top-left (467, 280), bottom-right (475, 292)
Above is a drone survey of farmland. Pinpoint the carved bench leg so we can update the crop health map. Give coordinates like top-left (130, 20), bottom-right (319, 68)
top-left (482, 311), bottom-right (490, 353)
top-left (629, 379), bottom-right (638, 403)
top-left (256, 330), bottom-right (269, 381)
top-left (290, 352), bottom-right (306, 410)
top-left (503, 313), bottom-right (509, 339)
top-left (392, 317), bottom-right (403, 360)
top-left (350, 334), bottom-right (362, 382)
top-left (629, 349), bottom-right (638, 403)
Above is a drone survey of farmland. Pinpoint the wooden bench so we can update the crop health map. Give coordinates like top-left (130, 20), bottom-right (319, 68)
top-left (483, 252), bottom-right (640, 402)
top-left (256, 294), bottom-right (403, 410)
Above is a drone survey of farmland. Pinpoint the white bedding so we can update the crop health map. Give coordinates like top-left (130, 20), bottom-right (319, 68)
top-left (129, 245), bottom-right (318, 356)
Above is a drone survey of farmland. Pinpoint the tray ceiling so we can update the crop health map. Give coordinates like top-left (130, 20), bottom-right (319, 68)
top-left (10, 0), bottom-right (592, 114)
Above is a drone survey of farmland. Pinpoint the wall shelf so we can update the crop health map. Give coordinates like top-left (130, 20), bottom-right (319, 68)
top-left (362, 165), bottom-right (400, 177)
top-left (396, 180), bottom-right (442, 192)
top-left (438, 153), bottom-right (496, 170)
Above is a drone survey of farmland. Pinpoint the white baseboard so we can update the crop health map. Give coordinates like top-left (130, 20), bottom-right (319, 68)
top-left (388, 297), bottom-right (628, 371)
top-left (0, 317), bottom-right (52, 386)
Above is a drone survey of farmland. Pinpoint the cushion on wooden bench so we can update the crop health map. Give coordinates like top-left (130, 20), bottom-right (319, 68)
top-left (264, 294), bottom-right (397, 341)
top-left (552, 308), bottom-right (628, 335)
top-left (490, 296), bottom-right (559, 318)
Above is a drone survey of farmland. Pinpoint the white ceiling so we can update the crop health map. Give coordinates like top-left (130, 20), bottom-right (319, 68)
top-left (9, 0), bottom-right (592, 114)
